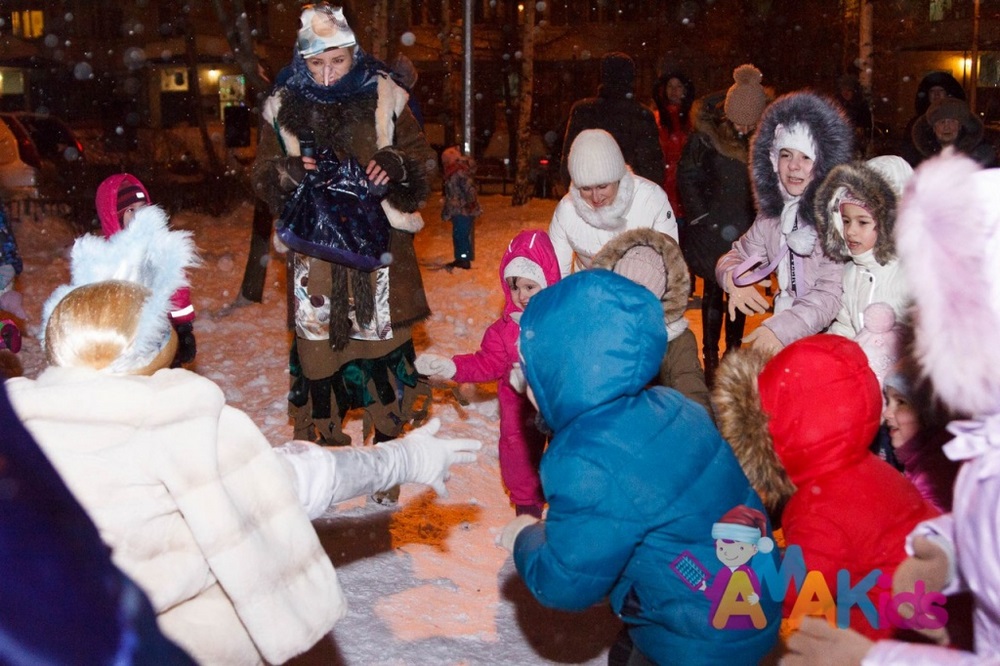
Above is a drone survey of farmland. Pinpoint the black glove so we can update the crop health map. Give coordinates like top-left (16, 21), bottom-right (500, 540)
top-left (174, 322), bottom-right (197, 365)
top-left (370, 148), bottom-right (407, 183)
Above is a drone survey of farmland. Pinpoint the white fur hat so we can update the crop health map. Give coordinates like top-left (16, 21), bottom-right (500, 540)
top-left (297, 4), bottom-right (357, 57)
top-left (568, 129), bottom-right (627, 188)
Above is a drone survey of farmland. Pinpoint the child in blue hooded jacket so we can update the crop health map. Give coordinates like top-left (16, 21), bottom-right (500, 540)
top-left (499, 270), bottom-right (780, 665)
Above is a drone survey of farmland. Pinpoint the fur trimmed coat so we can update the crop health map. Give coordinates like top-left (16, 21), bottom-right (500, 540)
top-left (591, 227), bottom-right (711, 416)
top-left (814, 161), bottom-right (910, 337)
top-left (676, 90), bottom-right (757, 281)
top-left (253, 67), bottom-right (434, 361)
top-left (712, 335), bottom-right (938, 639)
top-left (6, 367), bottom-right (345, 665)
top-left (715, 92), bottom-right (853, 345)
top-left (548, 172), bottom-right (678, 277)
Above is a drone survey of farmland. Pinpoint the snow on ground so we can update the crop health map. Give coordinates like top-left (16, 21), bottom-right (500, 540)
top-left (11, 193), bottom-right (628, 665)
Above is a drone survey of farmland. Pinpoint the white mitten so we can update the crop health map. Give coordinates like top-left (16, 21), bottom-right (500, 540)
top-left (509, 363), bottom-right (527, 394)
top-left (497, 514), bottom-right (539, 551)
top-left (414, 353), bottom-right (457, 379)
top-left (376, 418), bottom-right (481, 497)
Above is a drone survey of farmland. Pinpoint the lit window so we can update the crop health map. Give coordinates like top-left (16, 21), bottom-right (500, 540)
top-left (12, 10), bottom-right (45, 39)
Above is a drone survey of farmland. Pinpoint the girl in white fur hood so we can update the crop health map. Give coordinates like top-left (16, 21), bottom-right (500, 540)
top-left (548, 129), bottom-right (678, 277)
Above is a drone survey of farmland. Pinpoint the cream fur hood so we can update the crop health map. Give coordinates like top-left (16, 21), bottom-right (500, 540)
top-left (6, 367), bottom-right (345, 664)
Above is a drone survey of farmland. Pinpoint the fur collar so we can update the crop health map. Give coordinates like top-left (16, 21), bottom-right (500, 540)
top-left (568, 170), bottom-right (637, 231)
top-left (750, 91), bottom-right (854, 226)
top-left (712, 347), bottom-right (796, 514)
top-left (814, 161), bottom-right (898, 265)
top-left (591, 227), bottom-right (689, 326)
top-left (690, 91), bottom-right (753, 164)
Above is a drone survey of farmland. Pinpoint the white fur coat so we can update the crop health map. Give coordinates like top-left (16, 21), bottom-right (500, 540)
top-left (7, 367), bottom-right (345, 664)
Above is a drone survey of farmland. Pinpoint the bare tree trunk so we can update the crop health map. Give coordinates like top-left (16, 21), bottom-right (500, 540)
top-left (371, 0), bottom-right (389, 61)
top-left (183, 16), bottom-right (224, 176)
top-left (208, 0), bottom-right (269, 92)
top-left (439, 0), bottom-right (459, 146)
top-left (511, 1), bottom-right (536, 206)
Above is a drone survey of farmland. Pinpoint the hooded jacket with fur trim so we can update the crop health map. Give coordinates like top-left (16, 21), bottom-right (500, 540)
top-left (910, 104), bottom-right (996, 167)
top-left (814, 161), bottom-right (911, 338)
top-left (715, 92), bottom-right (852, 345)
top-left (712, 335), bottom-right (938, 639)
top-left (591, 228), bottom-right (711, 415)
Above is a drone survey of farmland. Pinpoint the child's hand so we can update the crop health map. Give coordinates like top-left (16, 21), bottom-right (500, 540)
top-left (497, 514), bottom-right (539, 551)
top-left (725, 270), bottom-right (770, 320)
top-left (509, 363), bottom-right (527, 394)
top-left (781, 617), bottom-right (872, 666)
top-left (891, 536), bottom-right (952, 645)
top-left (741, 326), bottom-right (783, 356)
top-left (414, 353), bottom-right (457, 380)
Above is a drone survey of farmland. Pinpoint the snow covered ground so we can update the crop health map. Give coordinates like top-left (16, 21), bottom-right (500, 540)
top-left (11, 193), bottom-right (634, 665)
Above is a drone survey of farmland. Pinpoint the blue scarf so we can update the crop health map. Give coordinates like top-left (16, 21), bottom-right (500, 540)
top-left (283, 47), bottom-right (389, 105)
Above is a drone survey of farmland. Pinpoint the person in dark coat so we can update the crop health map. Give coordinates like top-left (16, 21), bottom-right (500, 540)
top-left (909, 96), bottom-right (997, 167)
top-left (558, 52), bottom-right (665, 189)
top-left (899, 70), bottom-right (966, 166)
top-left (677, 64), bottom-right (769, 385)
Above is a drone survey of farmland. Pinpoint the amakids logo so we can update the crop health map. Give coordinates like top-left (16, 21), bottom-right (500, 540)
top-left (670, 505), bottom-right (948, 632)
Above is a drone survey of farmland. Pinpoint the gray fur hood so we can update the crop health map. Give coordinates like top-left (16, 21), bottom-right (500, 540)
top-left (750, 91), bottom-right (854, 225)
top-left (591, 228), bottom-right (690, 325)
top-left (814, 160), bottom-right (899, 265)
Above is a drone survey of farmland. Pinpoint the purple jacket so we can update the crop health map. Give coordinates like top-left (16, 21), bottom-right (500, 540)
top-left (715, 212), bottom-right (844, 346)
top-left (451, 229), bottom-right (561, 507)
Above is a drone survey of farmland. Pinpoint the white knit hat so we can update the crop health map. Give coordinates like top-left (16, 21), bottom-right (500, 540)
top-left (769, 122), bottom-right (817, 171)
top-left (568, 129), bottom-right (627, 188)
top-left (297, 4), bottom-right (357, 57)
top-left (504, 257), bottom-right (547, 288)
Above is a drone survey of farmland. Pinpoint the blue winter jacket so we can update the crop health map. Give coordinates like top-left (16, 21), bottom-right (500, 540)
top-left (516, 270), bottom-right (780, 665)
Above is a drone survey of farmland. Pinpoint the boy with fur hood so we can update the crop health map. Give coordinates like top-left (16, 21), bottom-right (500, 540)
top-left (591, 227), bottom-right (712, 416)
top-left (814, 155), bottom-right (913, 342)
top-left (716, 91), bottom-right (853, 356)
top-left (5, 204), bottom-right (480, 664)
top-left (712, 334), bottom-right (939, 640)
top-left (500, 270), bottom-right (780, 664)
top-left (782, 151), bottom-right (1000, 664)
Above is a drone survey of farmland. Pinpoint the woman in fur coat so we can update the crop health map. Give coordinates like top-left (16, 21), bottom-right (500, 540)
top-left (713, 334), bottom-right (938, 640)
top-left (251, 4), bottom-right (437, 474)
top-left (715, 91), bottom-right (853, 356)
top-left (783, 152), bottom-right (1000, 664)
top-left (6, 205), bottom-right (479, 665)
top-left (814, 155), bottom-right (913, 340)
top-left (548, 129), bottom-right (678, 278)
top-left (591, 227), bottom-right (712, 416)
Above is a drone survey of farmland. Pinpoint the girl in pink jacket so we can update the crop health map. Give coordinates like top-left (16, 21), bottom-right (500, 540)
top-left (416, 229), bottom-right (560, 517)
top-left (95, 173), bottom-right (197, 367)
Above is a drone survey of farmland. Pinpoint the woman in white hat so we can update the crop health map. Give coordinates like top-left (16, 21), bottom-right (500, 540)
top-left (548, 128), bottom-right (678, 278)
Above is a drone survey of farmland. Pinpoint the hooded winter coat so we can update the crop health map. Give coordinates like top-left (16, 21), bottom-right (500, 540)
top-left (712, 335), bottom-right (939, 639)
top-left (676, 90), bottom-right (757, 280)
top-left (814, 159), bottom-right (911, 338)
top-left (715, 91), bottom-right (853, 346)
top-left (909, 103), bottom-right (997, 168)
top-left (514, 270), bottom-right (780, 665)
top-left (899, 71), bottom-right (967, 167)
top-left (451, 229), bottom-right (560, 508)
top-left (591, 227), bottom-right (711, 416)
top-left (548, 171), bottom-right (678, 277)
top-left (95, 174), bottom-right (194, 327)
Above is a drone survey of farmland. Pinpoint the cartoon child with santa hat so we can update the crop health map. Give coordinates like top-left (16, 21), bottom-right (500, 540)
top-left (701, 505), bottom-right (774, 629)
